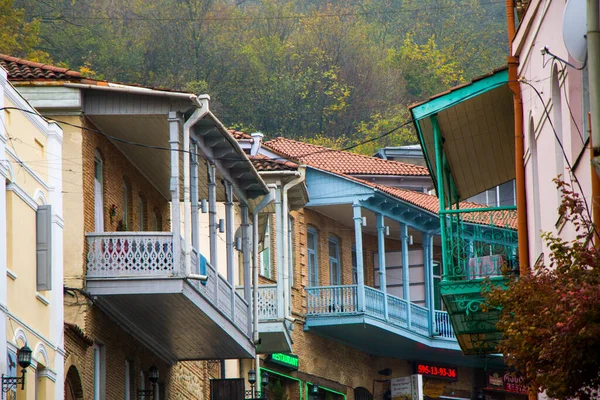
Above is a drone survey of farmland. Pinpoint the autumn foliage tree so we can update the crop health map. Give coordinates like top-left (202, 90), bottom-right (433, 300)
top-left (487, 181), bottom-right (600, 399)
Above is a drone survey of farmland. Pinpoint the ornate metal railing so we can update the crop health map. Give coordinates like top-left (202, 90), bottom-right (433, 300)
top-left (441, 208), bottom-right (519, 280)
top-left (87, 233), bottom-right (176, 277)
top-left (434, 310), bottom-right (454, 339)
top-left (306, 286), bottom-right (455, 340)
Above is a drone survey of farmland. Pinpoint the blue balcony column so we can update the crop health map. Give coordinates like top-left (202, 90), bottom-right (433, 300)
top-left (190, 142), bottom-right (200, 253)
top-left (423, 233), bottom-right (435, 336)
top-left (169, 112), bottom-right (182, 274)
top-left (275, 184), bottom-right (285, 320)
top-left (353, 201), bottom-right (366, 312)
top-left (225, 181), bottom-right (235, 284)
top-left (401, 223), bottom-right (411, 328)
top-left (376, 213), bottom-right (388, 320)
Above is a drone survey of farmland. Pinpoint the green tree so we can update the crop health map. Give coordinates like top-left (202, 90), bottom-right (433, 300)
top-left (487, 181), bottom-right (600, 399)
top-left (0, 0), bottom-right (50, 62)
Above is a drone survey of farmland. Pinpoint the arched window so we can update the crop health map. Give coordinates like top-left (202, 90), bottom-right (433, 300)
top-left (528, 116), bottom-right (542, 257)
top-left (552, 65), bottom-right (564, 204)
top-left (354, 387), bottom-right (373, 400)
top-left (93, 151), bottom-right (104, 232)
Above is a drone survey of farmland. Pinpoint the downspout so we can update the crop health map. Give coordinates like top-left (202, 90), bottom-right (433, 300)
top-left (506, 0), bottom-right (530, 275)
top-left (183, 95), bottom-right (210, 276)
top-left (281, 167), bottom-right (305, 321)
top-left (587, 0), bottom-right (600, 237)
top-left (506, 3), bottom-right (534, 400)
top-left (253, 186), bottom-right (276, 389)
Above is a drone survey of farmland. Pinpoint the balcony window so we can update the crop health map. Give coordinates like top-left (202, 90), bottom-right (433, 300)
top-left (433, 262), bottom-right (443, 311)
top-left (137, 195), bottom-right (144, 231)
top-left (307, 227), bottom-right (318, 287)
top-left (289, 216), bottom-right (295, 286)
top-left (260, 217), bottom-right (272, 278)
top-left (329, 236), bottom-right (341, 285)
top-left (121, 181), bottom-right (129, 231)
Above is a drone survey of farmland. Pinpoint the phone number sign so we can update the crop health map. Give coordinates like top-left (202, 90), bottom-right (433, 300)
top-left (415, 363), bottom-right (458, 380)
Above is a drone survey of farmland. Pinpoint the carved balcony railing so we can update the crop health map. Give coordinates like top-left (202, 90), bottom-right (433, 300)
top-left (306, 285), bottom-right (455, 341)
top-left (86, 232), bottom-right (250, 337)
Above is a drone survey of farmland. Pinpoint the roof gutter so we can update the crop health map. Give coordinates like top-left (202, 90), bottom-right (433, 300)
top-left (62, 82), bottom-right (199, 102)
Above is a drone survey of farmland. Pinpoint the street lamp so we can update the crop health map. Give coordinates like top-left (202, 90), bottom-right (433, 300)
top-left (246, 369), bottom-right (269, 399)
top-left (2, 345), bottom-right (32, 399)
top-left (137, 366), bottom-right (159, 399)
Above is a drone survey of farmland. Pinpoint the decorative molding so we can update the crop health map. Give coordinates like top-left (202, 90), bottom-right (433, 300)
top-left (38, 367), bottom-right (57, 382)
top-left (34, 188), bottom-right (48, 205)
top-left (6, 182), bottom-right (39, 211)
top-left (34, 342), bottom-right (50, 366)
top-left (7, 312), bottom-right (58, 351)
top-left (36, 292), bottom-right (50, 306)
top-left (6, 148), bottom-right (51, 190)
top-left (6, 269), bottom-right (17, 280)
top-left (4, 84), bottom-right (52, 137)
top-left (12, 327), bottom-right (28, 346)
top-left (52, 214), bottom-right (65, 228)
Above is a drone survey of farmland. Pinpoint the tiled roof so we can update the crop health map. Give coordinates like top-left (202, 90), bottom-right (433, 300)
top-left (65, 323), bottom-right (93, 346)
top-left (0, 54), bottom-right (83, 81)
top-left (229, 130), bottom-right (251, 140)
top-left (251, 155), bottom-right (298, 172)
top-left (264, 137), bottom-right (429, 176)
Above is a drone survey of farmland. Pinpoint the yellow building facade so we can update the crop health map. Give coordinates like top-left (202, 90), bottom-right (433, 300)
top-left (0, 68), bottom-right (64, 400)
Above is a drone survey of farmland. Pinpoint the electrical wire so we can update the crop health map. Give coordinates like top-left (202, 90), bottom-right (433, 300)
top-left (519, 78), bottom-right (600, 243)
top-left (542, 46), bottom-right (588, 71)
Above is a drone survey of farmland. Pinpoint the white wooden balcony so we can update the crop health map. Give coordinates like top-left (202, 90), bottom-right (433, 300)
top-left (237, 284), bottom-right (292, 354)
top-left (86, 232), bottom-right (253, 363)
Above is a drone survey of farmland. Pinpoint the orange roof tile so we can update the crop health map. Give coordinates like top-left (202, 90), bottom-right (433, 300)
top-left (264, 137), bottom-right (429, 176)
top-left (0, 54), bottom-right (83, 81)
top-left (250, 155), bottom-right (298, 172)
top-left (228, 130), bottom-right (251, 140)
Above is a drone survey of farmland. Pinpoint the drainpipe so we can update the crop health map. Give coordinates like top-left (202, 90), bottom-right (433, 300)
top-left (587, 0), bottom-right (600, 237)
top-left (506, 0), bottom-right (530, 275)
top-left (253, 186), bottom-right (276, 382)
top-left (183, 95), bottom-right (210, 276)
top-left (506, 3), bottom-right (534, 399)
top-left (281, 167), bottom-right (305, 320)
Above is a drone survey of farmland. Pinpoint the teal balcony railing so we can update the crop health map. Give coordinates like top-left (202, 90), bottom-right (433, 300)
top-left (440, 207), bottom-right (519, 281)
top-left (306, 285), bottom-right (455, 340)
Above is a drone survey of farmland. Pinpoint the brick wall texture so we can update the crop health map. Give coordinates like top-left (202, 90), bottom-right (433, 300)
top-left (65, 119), bottom-right (214, 400)
top-left (257, 207), bottom-right (476, 400)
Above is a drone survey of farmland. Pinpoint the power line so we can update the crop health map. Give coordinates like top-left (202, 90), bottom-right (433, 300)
top-left (34, 1), bottom-right (506, 23)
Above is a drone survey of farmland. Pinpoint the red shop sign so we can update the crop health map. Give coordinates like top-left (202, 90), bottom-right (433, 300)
top-left (415, 363), bottom-right (458, 380)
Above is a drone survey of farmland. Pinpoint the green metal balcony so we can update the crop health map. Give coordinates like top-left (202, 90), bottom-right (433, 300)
top-left (439, 207), bottom-right (518, 355)
top-left (409, 67), bottom-right (518, 356)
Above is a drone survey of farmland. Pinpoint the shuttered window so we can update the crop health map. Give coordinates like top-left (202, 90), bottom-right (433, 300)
top-left (307, 228), bottom-right (318, 287)
top-left (36, 205), bottom-right (52, 291)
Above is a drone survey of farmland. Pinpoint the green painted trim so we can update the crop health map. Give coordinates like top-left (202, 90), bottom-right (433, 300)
top-left (305, 382), bottom-right (347, 400)
top-left (411, 69), bottom-right (509, 120)
top-left (439, 206), bottom-right (517, 214)
top-left (260, 367), bottom-right (304, 400)
top-left (413, 116), bottom-right (439, 196)
top-left (432, 115), bottom-right (449, 281)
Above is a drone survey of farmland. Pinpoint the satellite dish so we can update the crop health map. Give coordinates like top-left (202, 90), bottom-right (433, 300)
top-left (562, 0), bottom-right (587, 63)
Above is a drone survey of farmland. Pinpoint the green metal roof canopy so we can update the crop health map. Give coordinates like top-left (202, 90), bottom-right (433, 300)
top-left (410, 68), bottom-right (514, 201)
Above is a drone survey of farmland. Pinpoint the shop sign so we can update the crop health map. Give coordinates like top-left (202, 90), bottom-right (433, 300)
top-left (423, 379), bottom-right (446, 398)
top-left (267, 353), bottom-right (299, 370)
top-left (485, 371), bottom-right (528, 395)
top-left (391, 375), bottom-right (423, 400)
top-left (414, 362), bottom-right (458, 380)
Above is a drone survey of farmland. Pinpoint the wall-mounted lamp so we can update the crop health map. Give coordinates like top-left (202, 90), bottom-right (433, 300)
top-left (362, 217), bottom-right (367, 227)
top-left (409, 235), bottom-right (414, 246)
top-left (218, 219), bottom-right (225, 233)
top-left (137, 366), bottom-right (159, 399)
top-left (201, 199), bottom-right (208, 213)
top-left (385, 226), bottom-right (390, 236)
top-left (2, 345), bottom-right (32, 399)
top-left (310, 383), bottom-right (319, 399)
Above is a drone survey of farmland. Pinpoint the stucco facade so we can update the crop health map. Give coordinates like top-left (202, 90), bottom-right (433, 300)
top-left (0, 68), bottom-right (64, 400)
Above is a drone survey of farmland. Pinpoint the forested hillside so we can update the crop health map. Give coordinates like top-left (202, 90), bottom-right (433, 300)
top-left (5, 0), bottom-right (507, 153)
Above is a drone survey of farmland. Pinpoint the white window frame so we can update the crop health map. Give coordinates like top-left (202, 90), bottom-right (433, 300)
top-left (138, 195), bottom-right (144, 231)
top-left (328, 235), bottom-right (341, 285)
top-left (307, 227), bottom-right (318, 287)
top-left (259, 217), bottom-right (272, 278)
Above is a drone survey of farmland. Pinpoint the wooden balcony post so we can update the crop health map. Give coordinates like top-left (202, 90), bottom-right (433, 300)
top-left (168, 112), bottom-right (182, 275)
top-left (241, 204), bottom-right (252, 336)
top-left (191, 142), bottom-right (200, 257)
top-left (225, 181), bottom-right (235, 322)
top-left (275, 185), bottom-right (285, 320)
top-left (376, 213), bottom-right (388, 320)
top-left (353, 201), bottom-right (365, 312)
top-left (401, 223), bottom-right (411, 328)
top-left (207, 162), bottom-right (218, 299)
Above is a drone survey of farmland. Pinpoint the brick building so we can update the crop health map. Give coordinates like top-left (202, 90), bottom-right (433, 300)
top-left (235, 135), bottom-right (512, 400)
top-left (3, 55), bottom-right (270, 400)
